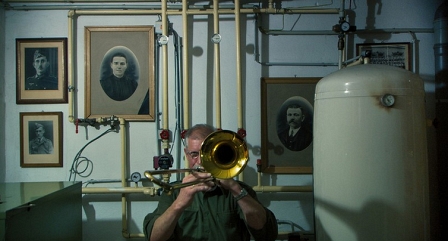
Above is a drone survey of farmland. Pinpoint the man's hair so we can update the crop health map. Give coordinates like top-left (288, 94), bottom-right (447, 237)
top-left (287, 104), bottom-right (304, 114)
top-left (34, 123), bottom-right (44, 131)
top-left (110, 52), bottom-right (127, 63)
top-left (184, 124), bottom-right (215, 148)
top-left (287, 104), bottom-right (303, 110)
top-left (34, 49), bottom-right (49, 61)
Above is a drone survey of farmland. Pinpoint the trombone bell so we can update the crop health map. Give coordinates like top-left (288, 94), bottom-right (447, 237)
top-left (201, 130), bottom-right (248, 179)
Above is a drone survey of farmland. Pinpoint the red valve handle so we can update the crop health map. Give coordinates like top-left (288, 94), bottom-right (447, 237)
top-left (160, 129), bottom-right (170, 140)
top-left (237, 128), bottom-right (246, 138)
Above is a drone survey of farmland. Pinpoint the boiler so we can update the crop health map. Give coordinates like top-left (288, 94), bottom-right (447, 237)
top-left (313, 64), bottom-right (430, 241)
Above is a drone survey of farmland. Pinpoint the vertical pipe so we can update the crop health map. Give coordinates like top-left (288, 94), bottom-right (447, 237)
top-left (213, 0), bottom-right (221, 129)
top-left (235, 0), bottom-right (242, 128)
top-left (67, 10), bottom-right (75, 123)
top-left (182, 0), bottom-right (189, 130)
top-left (120, 118), bottom-right (128, 235)
top-left (182, 0), bottom-right (189, 169)
top-left (338, 0), bottom-right (346, 69)
top-left (234, 0), bottom-right (244, 182)
top-left (161, 0), bottom-right (170, 152)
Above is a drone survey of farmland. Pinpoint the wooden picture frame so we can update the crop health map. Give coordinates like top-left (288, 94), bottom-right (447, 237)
top-left (20, 112), bottom-right (63, 167)
top-left (260, 77), bottom-right (320, 174)
top-left (85, 26), bottom-right (155, 121)
top-left (16, 38), bottom-right (68, 104)
top-left (356, 42), bottom-right (411, 70)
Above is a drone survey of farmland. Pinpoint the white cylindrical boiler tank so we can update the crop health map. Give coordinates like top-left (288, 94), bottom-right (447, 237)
top-left (313, 64), bottom-right (430, 241)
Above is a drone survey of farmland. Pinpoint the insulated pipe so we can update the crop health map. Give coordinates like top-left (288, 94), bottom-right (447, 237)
top-left (162, 0), bottom-right (168, 131)
top-left (160, 0), bottom-right (171, 153)
top-left (182, 0), bottom-right (190, 130)
top-left (182, 0), bottom-right (189, 169)
top-left (67, 10), bottom-right (75, 123)
top-left (234, 0), bottom-right (244, 182)
top-left (235, 0), bottom-right (242, 128)
top-left (337, 0), bottom-right (346, 69)
top-left (213, 0), bottom-right (222, 129)
top-left (119, 117), bottom-right (129, 237)
top-left (8, 3), bottom-right (340, 15)
top-left (253, 172), bottom-right (312, 192)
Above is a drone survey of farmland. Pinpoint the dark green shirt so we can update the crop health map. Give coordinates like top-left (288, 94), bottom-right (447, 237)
top-left (143, 181), bottom-right (278, 241)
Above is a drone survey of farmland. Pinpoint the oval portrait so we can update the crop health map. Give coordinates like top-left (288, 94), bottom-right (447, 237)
top-left (99, 46), bottom-right (140, 101)
top-left (276, 96), bottom-right (313, 152)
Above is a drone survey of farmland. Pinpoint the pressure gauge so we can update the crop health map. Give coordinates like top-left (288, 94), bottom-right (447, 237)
top-left (340, 21), bottom-right (351, 32)
top-left (211, 34), bottom-right (222, 44)
top-left (131, 172), bottom-right (141, 182)
top-left (158, 35), bottom-right (169, 45)
top-left (381, 94), bottom-right (395, 107)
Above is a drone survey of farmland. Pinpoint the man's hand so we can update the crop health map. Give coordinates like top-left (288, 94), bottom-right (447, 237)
top-left (175, 172), bottom-right (215, 208)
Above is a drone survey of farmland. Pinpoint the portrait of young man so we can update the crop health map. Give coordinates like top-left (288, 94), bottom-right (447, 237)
top-left (25, 48), bottom-right (58, 90)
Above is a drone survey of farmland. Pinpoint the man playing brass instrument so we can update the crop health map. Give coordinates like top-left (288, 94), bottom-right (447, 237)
top-left (143, 124), bottom-right (278, 241)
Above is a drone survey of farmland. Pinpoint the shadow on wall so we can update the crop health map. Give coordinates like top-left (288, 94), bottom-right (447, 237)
top-left (82, 194), bottom-right (155, 241)
top-left (315, 198), bottom-right (404, 241)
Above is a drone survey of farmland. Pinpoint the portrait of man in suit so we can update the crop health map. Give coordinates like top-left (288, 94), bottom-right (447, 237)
top-left (277, 103), bottom-right (313, 152)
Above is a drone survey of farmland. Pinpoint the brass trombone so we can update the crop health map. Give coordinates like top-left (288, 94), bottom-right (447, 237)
top-left (144, 130), bottom-right (249, 194)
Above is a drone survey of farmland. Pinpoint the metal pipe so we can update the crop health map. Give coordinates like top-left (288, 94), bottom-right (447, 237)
top-left (213, 0), bottom-right (221, 129)
top-left (235, 0), bottom-right (242, 129)
top-left (253, 185), bottom-right (313, 192)
top-left (181, 0), bottom-right (189, 171)
top-left (182, 0), bottom-right (189, 130)
top-left (67, 10), bottom-right (75, 123)
top-left (162, 0), bottom-right (168, 131)
top-left (6, 2), bottom-right (340, 15)
top-left (160, 0), bottom-right (171, 157)
top-left (234, 0), bottom-right (244, 182)
top-left (119, 118), bottom-right (129, 237)
top-left (82, 187), bottom-right (156, 195)
top-left (254, 172), bottom-right (313, 192)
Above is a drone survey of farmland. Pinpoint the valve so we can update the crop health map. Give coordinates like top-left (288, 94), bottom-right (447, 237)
top-left (76, 118), bottom-right (79, 134)
top-left (237, 128), bottom-right (247, 138)
top-left (256, 159), bottom-right (262, 172)
top-left (160, 129), bottom-right (170, 140)
top-left (181, 129), bottom-right (187, 139)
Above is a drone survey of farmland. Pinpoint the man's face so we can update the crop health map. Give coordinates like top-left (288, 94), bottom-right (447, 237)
top-left (110, 56), bottom-right (128, 78)
top-left (33, 56), bottom-right (50, 76)
top-left (35, 127), bottom-right (44, 138)
top-left (286, 107), bottom-right (305, 129)
top-left (184, 138), bottom-right (203, 169)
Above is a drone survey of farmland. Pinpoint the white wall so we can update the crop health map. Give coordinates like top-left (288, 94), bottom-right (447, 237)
top-left (1, 0), bottom-right (442, 240)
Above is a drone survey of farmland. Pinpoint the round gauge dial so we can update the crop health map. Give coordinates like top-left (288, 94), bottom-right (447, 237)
top-left (211, 34), bottom-right (222, 44)
top-left (158, 35), bottom-right (169, 45)
top-left (131, 172), bottom-right (141, 182)
top-left (381, 94), bottom-right (395, 107)
top-left (340, 21), bottom-right (351, 32)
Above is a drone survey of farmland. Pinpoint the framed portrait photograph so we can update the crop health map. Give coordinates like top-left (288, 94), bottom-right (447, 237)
top-left (20, 112), bottom-right (63, 167)
top-left (16, 38), bottom-right (68, 104)
top-left (85, 26), bottom-right (155, 121)
top-left (356, 42), bottom-right (411, 70)
top-left (260, 77), bottom-right (320, 174)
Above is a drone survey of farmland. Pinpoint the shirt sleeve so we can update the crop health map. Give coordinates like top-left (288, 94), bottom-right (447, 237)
top-left (247, 207), bottom-right (278, 241)
top-left (238, 182), bottom-right (278, 241)
top-left (143, 193), bottom-right (176, 241)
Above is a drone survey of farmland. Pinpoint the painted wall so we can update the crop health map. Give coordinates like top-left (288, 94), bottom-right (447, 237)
top-left (1, 0), bottom-right (442, 240)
